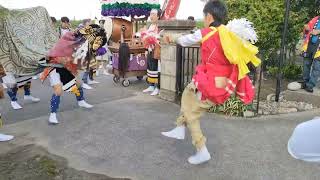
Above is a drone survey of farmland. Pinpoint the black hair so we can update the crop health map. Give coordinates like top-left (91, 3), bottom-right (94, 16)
top-left (99, 20), bottom-right (105, 24)
top-left (152, 9), bottom-right (162, 18)
top-left (187, 16), bottom-right (195, 21)
top-left (203, 0), bottom-right (227, 24)
top-left (51, 17), bottom-right (57, 23)
top-left (61, 16), bottom-right (70, 23)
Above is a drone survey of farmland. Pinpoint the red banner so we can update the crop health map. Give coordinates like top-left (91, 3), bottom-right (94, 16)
top-left (161, 0), bottom-right (181, 20)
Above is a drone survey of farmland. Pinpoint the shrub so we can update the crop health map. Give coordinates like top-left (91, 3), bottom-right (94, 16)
top-left (283, 64), bottom-right (302, 80)
top-left (209, 96), bottom-right (250, 117)
top-left (267, 64), bottom-right (302, 80)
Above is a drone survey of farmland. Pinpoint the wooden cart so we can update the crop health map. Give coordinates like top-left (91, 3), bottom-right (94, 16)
top-left (108, 42), bottom-right (147, 87)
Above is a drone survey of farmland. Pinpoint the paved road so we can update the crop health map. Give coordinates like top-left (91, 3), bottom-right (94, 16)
top-left (1, 75), bottom-right (320, 180)
top-left (0, 75), bottom-right (146, 124)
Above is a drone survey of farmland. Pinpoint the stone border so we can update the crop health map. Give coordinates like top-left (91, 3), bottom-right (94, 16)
top-left (210, 108), bottom-right (320, 121)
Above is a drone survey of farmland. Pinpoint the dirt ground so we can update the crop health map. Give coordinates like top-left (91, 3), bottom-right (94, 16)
top-left (0, 144), bottom-right (130, 180)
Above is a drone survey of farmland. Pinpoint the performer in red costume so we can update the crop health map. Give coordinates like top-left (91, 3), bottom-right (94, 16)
top-left (162, 0), bottom-right (261, 165)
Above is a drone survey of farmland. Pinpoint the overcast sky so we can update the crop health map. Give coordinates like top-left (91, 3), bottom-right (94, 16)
top-left (0, 0), bottom-right (205, 20)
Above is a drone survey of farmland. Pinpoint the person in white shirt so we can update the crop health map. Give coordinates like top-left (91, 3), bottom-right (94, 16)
top-left (59, 17), bottom-right (71, 38)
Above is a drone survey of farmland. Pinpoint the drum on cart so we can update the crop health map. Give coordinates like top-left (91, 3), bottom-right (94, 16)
top-left (103, 17), bottom-right (133, 42)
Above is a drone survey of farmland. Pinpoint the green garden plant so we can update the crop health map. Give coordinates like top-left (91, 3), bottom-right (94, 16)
top-left (209, 95), bottom-right (250, 117)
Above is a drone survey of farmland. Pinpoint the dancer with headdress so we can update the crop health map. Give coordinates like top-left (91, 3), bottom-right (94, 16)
top-left (40, 24), bottom-right (107, 124)
top-left (162, 0), bottom-right (261, 165)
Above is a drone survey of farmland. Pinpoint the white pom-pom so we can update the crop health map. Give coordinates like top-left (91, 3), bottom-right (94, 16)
top-left (226, 18), bottom-right (258, 44)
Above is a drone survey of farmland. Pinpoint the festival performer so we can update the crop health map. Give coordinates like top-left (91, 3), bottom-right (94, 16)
top-left (96, 19), bottom-right (112, 76)
top-left (78, 19), bottom-right (100, 89)
top-left (301, 16), bottom-right (320, 93)
top-left (162, 0), bottom-right (261, 165)
top-left (81, 55), bottom-right (100, 90)
top-left (0, 6), bottom-right (52, 110)
top-left (4, 76), bottom-right (40, 110)
top-left (40, 24), bottom-right (107, 124)
top-left (141, 9), bottom-right (162, 96)
top-left (78, 19), bottom-right (98, 90)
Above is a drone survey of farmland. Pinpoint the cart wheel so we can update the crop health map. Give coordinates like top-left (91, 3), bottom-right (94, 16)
top-left (137, 76), bottom-right (143, 80)
top-left (113, 76), bottom-right (120, 83)
top-left (122, 79), bottom-right (130, 87)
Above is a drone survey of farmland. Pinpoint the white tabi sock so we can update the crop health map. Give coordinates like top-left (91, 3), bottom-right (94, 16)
top-left (49, 113), bottom-right (59, 124)
top-left (24, 95), bottom-right (40, 102)
top-left (78, 100), bottom-right (93, 109)
top-left (188, 146), bottom-right (211, 165)
top-left (143, 86), bottom-right (155, 93)
top-left (161, 125), bottom-right (186, 140)
top-left (11, 101), bottom-right (22, 110)
top-left (0, 134), bottom-right (14, 142)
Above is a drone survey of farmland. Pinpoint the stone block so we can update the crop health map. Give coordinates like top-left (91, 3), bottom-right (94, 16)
top-left (161, 45), bottom-right (177, 62)
top-left (160, 89), bottom-right (177, 102)
top-left (161, 61), bottom-right (176, 76)
top-left (160, 75), bottom-right (170, 90)
top-left (161, 75), bottom-right (176, 92)
top-left (168, 76), bottom-right (176, 92)
top-left (266, 93), bottom-right (284, 102)
top-left (243, 111), bottom-right (255, 118)
top-left (287, 82), bottom-right (301, 91)
top-left (278, 107), bottom-right (298, 114)
top-left (158, 20), bottom-right (196, 30)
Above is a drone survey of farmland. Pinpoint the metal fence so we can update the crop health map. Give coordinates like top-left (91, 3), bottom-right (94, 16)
top-left (175, 44), bottom-right (201, 99)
